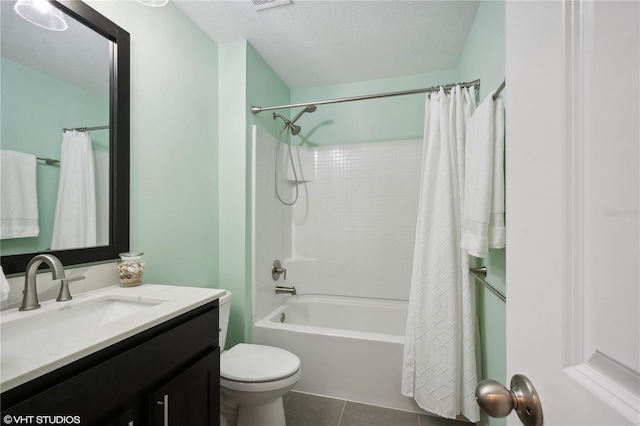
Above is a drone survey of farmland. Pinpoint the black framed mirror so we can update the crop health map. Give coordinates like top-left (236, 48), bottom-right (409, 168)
top-left (1, 0), bottom-right (130, 274)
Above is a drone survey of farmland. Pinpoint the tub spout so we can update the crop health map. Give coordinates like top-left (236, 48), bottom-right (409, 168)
top-left (275, 285), bottom-right (296, 295)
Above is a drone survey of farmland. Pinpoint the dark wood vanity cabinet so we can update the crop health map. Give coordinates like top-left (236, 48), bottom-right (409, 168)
top-left (1, 301), bottom-right (220, 426)
top-left (148, 351), bottom-right (219, 426)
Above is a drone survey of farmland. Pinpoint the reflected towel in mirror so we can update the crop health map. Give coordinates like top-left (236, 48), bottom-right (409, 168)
top-left (0, 150), bottom-right (40, 239)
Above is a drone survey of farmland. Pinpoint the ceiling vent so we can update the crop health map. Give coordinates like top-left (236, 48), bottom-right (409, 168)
top-left (251, 0), bottom-right (291, 11)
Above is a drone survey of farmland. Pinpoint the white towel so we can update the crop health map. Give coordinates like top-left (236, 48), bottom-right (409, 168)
top-left (51, 131), bottom-right (97, 249)
top-left (489, 97), bottom-right (505, 249)
top-left (460, 92), bottom-right (505, 258)
top-left (1, 266), bottom-right (10, 302)
top-left (0, 150), bottom-right (40, 239)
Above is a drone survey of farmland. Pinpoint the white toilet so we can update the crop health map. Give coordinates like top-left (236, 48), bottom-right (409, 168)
top-left (218, 291), bottom-right (301, 426)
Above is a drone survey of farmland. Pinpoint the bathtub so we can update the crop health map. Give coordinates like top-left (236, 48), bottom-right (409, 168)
top-left (253, 294), bottom-right (425, 413)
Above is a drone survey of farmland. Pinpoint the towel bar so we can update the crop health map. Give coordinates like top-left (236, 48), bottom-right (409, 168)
top-left (469, 267), bottom-right (506, 303)
top-left (36, 157), bottom-right (60, 165)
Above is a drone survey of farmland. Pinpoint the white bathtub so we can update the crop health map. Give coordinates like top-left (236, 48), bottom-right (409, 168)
top-left (253, 294), bottom-right (425, 413)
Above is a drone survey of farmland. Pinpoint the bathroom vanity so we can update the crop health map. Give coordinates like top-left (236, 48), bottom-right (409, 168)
top-left (0, 285), bottom-right (224, 425)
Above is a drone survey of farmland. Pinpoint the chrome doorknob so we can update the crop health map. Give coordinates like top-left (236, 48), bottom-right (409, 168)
top-left (475, 374), bottom-right (543, 426)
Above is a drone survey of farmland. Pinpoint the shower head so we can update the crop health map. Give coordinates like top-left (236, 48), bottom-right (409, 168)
top-left (291, 105), bottom-right (317, 124)
top-left (289, 124), bottom-right (302, 136)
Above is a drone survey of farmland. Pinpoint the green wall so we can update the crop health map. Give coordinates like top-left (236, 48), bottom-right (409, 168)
top-left (458, 1), bottom-right (506, 425)
top-left (86, 0), bottom-right (220, 288)
top-left (1, 57), bottom-right (108, 255)
top-left (290, 69), bottom-right (458, 145)
top-left (218, 40), bottom-right (248, 348)
top-left (246, 43), bottom-right (292, 140)
top-left (218, 40), bottom-right (290, 347)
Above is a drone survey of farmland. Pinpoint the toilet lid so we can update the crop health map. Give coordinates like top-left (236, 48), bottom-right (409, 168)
top-left (221, 343), bottom-right (300, 383)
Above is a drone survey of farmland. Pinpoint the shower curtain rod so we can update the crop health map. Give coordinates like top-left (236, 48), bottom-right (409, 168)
top-left (62, 125), bottom-right (109, 132)
top-left (250, 79), bottom-right (481, 114)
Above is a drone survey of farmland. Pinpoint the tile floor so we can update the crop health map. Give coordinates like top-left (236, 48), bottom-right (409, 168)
top-left (283, 391), bottom-right (474, 426)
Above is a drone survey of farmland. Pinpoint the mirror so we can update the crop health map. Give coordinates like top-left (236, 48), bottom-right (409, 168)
top-left (0, 0), bottom-right (130, 274)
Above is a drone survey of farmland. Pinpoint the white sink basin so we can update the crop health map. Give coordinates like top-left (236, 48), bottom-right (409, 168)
top-left (0, 284), bottom-right (225, 392)
top-left (1, 295), bottom-right (167, 345)
top-left (76, 296), bottom-right (166, 324)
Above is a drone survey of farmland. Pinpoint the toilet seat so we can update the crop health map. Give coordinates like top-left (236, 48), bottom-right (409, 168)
top-left (221, 343), bottom-right (300, 383)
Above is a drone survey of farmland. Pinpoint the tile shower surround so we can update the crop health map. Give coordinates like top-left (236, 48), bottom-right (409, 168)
top-left (290, 140), bottom-right (422, 300)
top-left (253, 127), bottom-right (423, 318)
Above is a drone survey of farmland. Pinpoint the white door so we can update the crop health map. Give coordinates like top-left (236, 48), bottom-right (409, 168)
top-left (504, 1), bottom-right (639, 425)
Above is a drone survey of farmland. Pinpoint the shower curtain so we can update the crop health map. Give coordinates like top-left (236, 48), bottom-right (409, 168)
top-left (51, 130), bottom-right (96, 250)
top-left (401, 86), bottom-right (480, 422)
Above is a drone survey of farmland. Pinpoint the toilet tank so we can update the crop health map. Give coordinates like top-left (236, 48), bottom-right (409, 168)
top-left (218, 290), bottom-right (232, 350)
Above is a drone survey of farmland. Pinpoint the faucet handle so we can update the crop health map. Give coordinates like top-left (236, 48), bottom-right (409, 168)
top-left (272, 260), bottom-right (287, 281)
top-left (56, 275), bottom-right (85, 302)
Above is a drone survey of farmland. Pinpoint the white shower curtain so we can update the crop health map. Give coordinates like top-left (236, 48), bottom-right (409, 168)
top-left (401, 86), bottom-right (480, 422)
top-left (51, 131), bottom-right (97, 250)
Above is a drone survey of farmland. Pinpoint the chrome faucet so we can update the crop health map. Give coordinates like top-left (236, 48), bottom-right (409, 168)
top-left (20, 254), bottom-right (65, 311)
top-left (275, 285), bottom-right (296, 295)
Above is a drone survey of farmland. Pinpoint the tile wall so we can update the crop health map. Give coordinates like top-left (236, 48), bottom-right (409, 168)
top-left (253, 129), bottom-right (423, 324)
top-left (286, 139), bottom-right (422, 300)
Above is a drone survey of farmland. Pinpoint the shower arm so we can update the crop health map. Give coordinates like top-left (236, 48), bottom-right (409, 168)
top-left (273, 113), bottom-right (292, 126)
top-left (273, 113), bottom-right (302, 136)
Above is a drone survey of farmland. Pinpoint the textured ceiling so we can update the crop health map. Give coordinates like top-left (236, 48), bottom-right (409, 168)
top-left (174, 0), bottom-right (481, 89)
top-left (1, 0), bottom-right (480, 94)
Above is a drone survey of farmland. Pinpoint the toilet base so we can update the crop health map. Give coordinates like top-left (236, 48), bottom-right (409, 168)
top-left (236, 397), bottom-right (286, 426)
top-left (220, 394), bottom-right (238, 426)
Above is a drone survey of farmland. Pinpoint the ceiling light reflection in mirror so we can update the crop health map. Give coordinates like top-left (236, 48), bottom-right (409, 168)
top-left (14, 0), bottom-right (68, 31)
top-left (136, 0), bottom-right (168, 7)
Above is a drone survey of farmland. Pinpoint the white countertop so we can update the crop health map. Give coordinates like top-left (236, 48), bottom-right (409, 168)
top-left (0, 284), bottom-right (225, 393)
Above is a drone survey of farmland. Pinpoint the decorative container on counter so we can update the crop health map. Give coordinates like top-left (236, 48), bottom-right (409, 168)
top-left (118, 252), bottom-right (145, 287)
